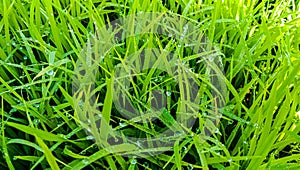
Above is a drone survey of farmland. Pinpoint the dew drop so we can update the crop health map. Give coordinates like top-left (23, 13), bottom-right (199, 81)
top-left (87, 136), bottom-right (94, 140)
top-left (136, 141), bottom-right (142, 147)
top-left (188, 164), bottom-right (193, 170)
top-left (82, 159), bottom-right (89, 165)
top-left (33, 119), bottom-right (40, 124)
top-left (131, 158), bottom-right (137, 165)
top-left (33, 104), bottom-right (40, 108)
top-left (119, 121), bottom-right (127, 127)
top-left (114, 138), bottom-right (119, 142)
top-left (66, 113), bottom-right (71, 117)
top-left (143, 162), bottom-right (149, 167)
top-left (253, 123), bottom-right (259, 128)
top-left (196, 128), bottom-right (200, 133)
top-left (174, 131), bottom-right (181, 136)
top-left (166, 91), bottom-right (172, 96)
top-left (46, 70), bottom-right (54, 76)
top-left (228, 158), bottom-right (233, 163)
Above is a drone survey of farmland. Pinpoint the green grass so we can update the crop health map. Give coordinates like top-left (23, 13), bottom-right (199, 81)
top-left (1, 0), bottom-right (300, 169)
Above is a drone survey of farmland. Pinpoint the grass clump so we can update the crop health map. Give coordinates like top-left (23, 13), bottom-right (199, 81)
top-left (0, 0), bottom-right (300, 169)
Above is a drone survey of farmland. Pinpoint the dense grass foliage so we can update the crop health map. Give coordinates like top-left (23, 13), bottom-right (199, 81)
top-left (0, 0), bottom-right (300, 169)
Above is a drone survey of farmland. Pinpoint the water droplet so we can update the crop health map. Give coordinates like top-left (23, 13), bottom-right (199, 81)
top-left (188, 68), bottom-right (194, 72)
top-left (119, 121), bottom-right (127, 127)
top-left (228, 158), bottom-right (233, 163)
top-left (253, 123), bottom-right (259, 128)
top-left (143, 162), bottom-right (149, 167)
top-left (46, 70), bottom-right (54, 76)
top-left (174, 131), bottom-right (181, 136)
top-left (12, 42), bottom-right (16, 46)
top-left (131, 158), bottom-right (137, 164)
top-left (33, 104), bottom-right (40, 108)
top-left (100, 55), bottom-right (104, 59)
top-left (136, 141), bottom-right (142, 147)
top-left (82, 159), bottom-right (89, 165)
top-left (13, 156), bottom-right (17, 160)
top-left (87, 136), bottom-right (94, 140)
top-left (183, 24), bottom-right (189, 32)
top-left (24, 56), bottom-right (28, 60)
top-left (188, 164), bottom-right (193, 170)
top-left (87, 128), bottom-right (91, 133)
top-left (19, 47), bottom-right (23, 50)
top-left (243, 141), bottom-right (248, 144)
top-left (166, 91), bottom-right (172, 96)
top-left (33, 119), bottom-right (40, 124)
